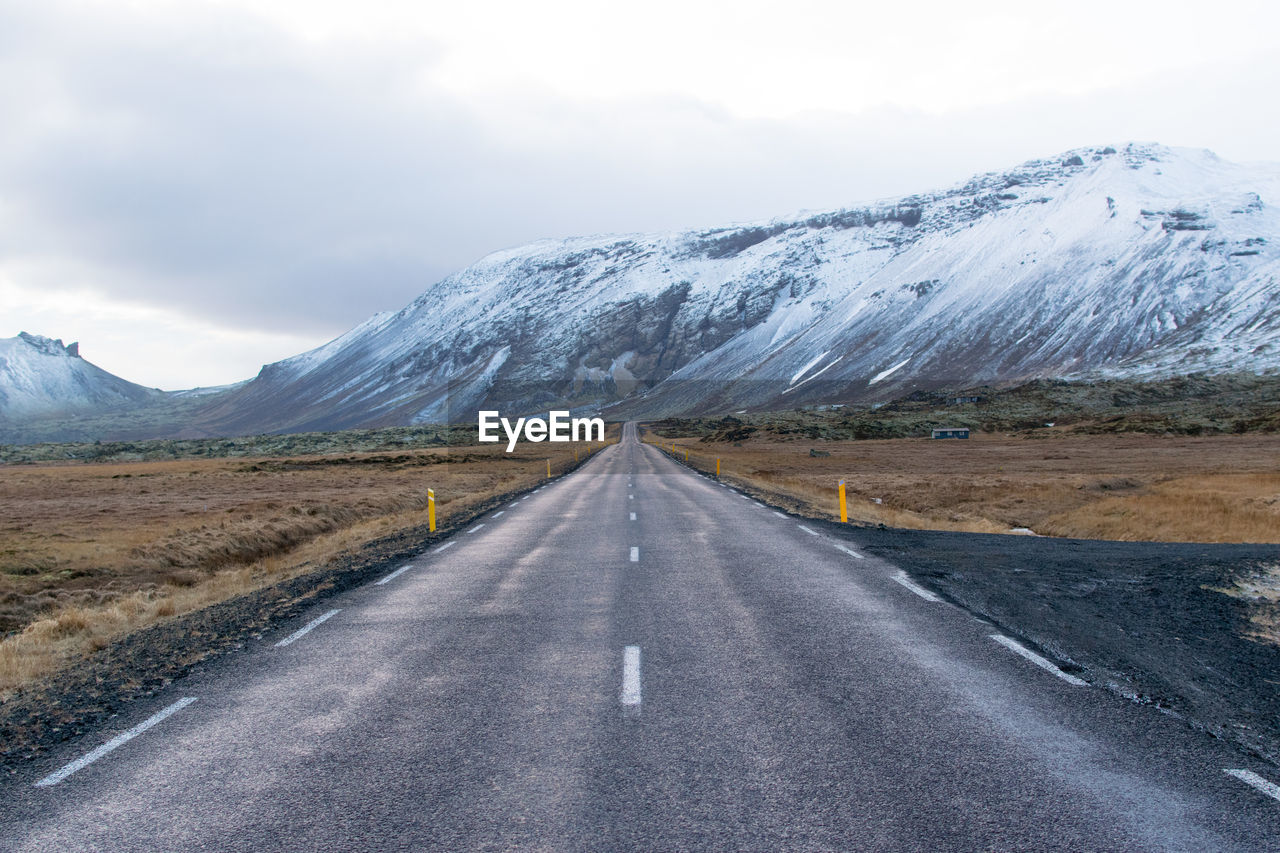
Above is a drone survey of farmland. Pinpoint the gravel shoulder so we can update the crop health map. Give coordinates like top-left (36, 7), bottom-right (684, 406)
top-left (837, 524), bottom-right (1280, 766)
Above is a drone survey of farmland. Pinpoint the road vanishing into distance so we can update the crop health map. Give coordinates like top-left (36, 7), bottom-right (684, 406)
top-left (5, 423), bottom-right (1280, 851)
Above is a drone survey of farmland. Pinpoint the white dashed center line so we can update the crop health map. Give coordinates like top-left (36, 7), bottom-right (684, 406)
top-left (1225, 769), bottom-right (1280, 803)
top-left (275, 609), bottom-right (341, 648)
top-left (35, 697), bottom-right (198, 787)
top-left (630, 512), bottom-right (636, 521)
top-left (621, 646), bottom-right (642, 707)
top-left (629, 546), bottom-right (639, 562)
top-left (990, 634), bottom-right (1087, 686)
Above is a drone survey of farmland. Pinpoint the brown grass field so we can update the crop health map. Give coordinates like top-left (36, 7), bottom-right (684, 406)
top-left (647, 431), bottom-right (1280, 544)
top-left (0, 440), bottom-right (607, 697)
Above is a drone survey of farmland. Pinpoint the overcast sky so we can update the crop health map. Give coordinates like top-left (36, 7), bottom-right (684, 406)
top-left (3, 0), bottom-right (1279, 389)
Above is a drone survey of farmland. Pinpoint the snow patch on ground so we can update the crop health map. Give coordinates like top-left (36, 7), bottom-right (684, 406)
top-left (870, 357), bottom-right (912, 385)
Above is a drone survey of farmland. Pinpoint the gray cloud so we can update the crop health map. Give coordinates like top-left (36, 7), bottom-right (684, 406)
top-left (2, 0), bottom-right (1278, 345)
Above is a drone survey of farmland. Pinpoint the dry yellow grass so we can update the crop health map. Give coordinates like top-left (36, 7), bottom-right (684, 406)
top-left (1040, 474), bottom-right (1280, 542)
top-left (0, 437), bottom-right (613, 697)
top-left (650, 432), bottom-right (1280, 543)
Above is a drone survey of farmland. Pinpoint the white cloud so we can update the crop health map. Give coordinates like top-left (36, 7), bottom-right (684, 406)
top-left (162, 1), bottom-right (1280, 116)
top-left (0, 274), bottom-right (322, 390)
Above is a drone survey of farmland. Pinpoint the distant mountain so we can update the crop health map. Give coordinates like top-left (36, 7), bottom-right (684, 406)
top-left (193, 142), bottom-right (1279, 433)
top-left (5, 142), bottom-right (1280, 443)
top-left (0, 333), bottom-right (163, 421)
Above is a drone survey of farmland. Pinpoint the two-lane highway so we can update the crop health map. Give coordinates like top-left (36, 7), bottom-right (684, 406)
top-left (4, 422), bottom-right (1280, 850)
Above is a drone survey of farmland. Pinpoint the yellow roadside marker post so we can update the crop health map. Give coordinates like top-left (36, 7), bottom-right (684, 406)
top-left (716, 458), bottom-right (721, 477)
top-left (684, 449), bottom-right (689, 462)
top-left (428, 488), bottom-right (437, 532)
top-left (547, 459), bottom-right (552, 478)
top-left (839, 479), bottom-right (848, 523)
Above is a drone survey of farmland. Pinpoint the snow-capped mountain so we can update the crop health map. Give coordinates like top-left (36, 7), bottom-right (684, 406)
top-left (0, 333), bottom-right (163, 421)
top-left (189, 143), bottom-right (1277, 433)
top-left (8, 142), bottom-right (1276, 440)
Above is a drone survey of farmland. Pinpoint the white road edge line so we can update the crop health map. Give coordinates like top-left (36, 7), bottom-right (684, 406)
top-left (492, 510), bottom-right (504, 518)
top-left (1225, 769), bottom-right (1280, 803)
top-left (629, 494), bottom-right (634, 500)
top-left (467, 523), bottom-right (485, 534)
top-left (891, 569), bottom-right (937, 600)
top-left (35, 696), bottom-right (198, 787)
top-left (629, 546), bottom-right (639, 562)
top-left (797, 525), bottom-right (819, 536)
top-left (990, 634), bottom-right (1087, 686)
top-left (833, 543), bottom-right (865, 560)
top-left (772, 511), bottom-right (787, 519)
top-left (375, 564), bottom-right (414, 585)
top-left (630, 512), bottom-right (636, 521)
top-left (275, 609), bottom-right (341, 648)
top-left (433, 541), bottom-right (454, 553)
top-left (752, 502), bottom-right (765, 508)
top-left (621, 645), bottom-right (642, 706)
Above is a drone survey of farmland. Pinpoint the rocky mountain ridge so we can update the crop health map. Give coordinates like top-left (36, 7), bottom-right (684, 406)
top-left (5, 142), bottom-right (1279, 440)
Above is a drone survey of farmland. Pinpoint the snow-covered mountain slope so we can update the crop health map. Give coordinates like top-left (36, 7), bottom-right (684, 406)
top-left (0, 333), bottom-right (163, 421)
top-left (191, 143), bottom-right (1280, 431)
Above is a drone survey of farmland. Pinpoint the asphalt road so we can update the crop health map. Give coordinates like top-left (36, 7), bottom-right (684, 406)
top-left (4, 422), bottom-right (1280, 851)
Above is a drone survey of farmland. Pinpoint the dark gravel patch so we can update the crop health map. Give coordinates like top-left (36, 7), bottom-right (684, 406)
top-left (840, 525), bottom-right (1280, 766)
